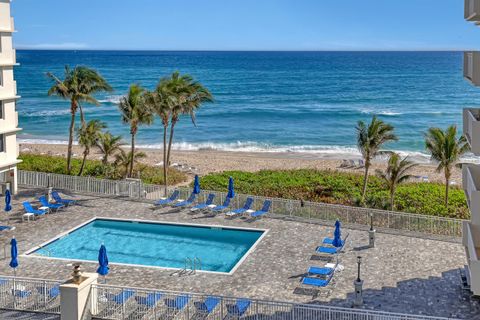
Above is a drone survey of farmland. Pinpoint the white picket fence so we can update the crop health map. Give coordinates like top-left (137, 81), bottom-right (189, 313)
top-left (11, 170), bottom-right (464, 238)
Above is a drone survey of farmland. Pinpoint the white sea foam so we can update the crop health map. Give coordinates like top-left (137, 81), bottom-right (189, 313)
top-left (359, 108), bottom-right (402, 116)
top-left (19, 109), bottom-right (72, 117)
top-left (19, 138), bottom-right (480, 163)
top-left (98, 95), bottom-right (124, 104)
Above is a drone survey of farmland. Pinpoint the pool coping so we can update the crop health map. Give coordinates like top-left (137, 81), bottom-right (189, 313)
top-left (22, 216), bottom-right (269, 276)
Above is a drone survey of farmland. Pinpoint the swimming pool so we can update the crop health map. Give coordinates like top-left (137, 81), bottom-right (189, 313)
top-left (26, 218), bottom-right (266, 273)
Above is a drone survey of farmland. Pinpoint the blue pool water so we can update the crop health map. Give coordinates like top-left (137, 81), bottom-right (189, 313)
top-left (31, 219), bottom-right (265, 273)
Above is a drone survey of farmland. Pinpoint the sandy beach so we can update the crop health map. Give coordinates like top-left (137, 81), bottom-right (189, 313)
top-left (18, 143), bottom-right (462, 185)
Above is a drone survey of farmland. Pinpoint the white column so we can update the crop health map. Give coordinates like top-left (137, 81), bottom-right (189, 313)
top-left (60, 272), bottom-right (98, 320)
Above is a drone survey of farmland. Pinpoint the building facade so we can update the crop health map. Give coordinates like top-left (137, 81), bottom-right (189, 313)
top-left (463, 0), bottom-right (480, 297)
top-left (0, 0), bottom-right (21, 194)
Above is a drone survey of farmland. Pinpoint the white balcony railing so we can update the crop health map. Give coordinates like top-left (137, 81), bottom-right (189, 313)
top-left (466, 0), bottom-right (480, 21)
top-left (463, 164), bottom-right (480, 226)
top-left (463, 108), bottom-right (480, 155)
top-left (464, 52), bottom-right (480, 86)
top-left (463, 221), bottom-right (480, 295)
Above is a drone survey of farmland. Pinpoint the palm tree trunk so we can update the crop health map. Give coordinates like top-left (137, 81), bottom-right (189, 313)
top-left (445, 176), bottom-right (450, 208)
top-left (361, 164), bottom-right (370, 204)
top-left (390, 187), bottom-right (395, 211)
top-left (78, 104), bottom-right (85, 126)
top-left (163, 125), bottom-right (168, 196)
top-left (166, 121), bottom-right (176, 167)
top-left (78, 150), bottom-right (88, 176)
top-left (128, 131), bottom-right (135, 178)
top-left (66, 101), bottom-right (77, 175)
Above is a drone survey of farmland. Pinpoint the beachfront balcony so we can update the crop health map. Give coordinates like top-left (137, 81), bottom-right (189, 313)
top-left (0, 36), bottom-right (16, 66)
top-left (0, 16), bottom-right (14, 33)
top-left (463, 108), bottom-right (480, 155)
top-left (466, 0), bottom-right (480, 22)
top-left (463, 164), bottom-right (480, 226)
top-left (463, 221), bottom-right (480, 295)
top-left (464, 51), bottom-right (480, 86)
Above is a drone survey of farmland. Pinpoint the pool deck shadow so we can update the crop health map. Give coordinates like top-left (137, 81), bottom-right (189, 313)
top-left (0, 187), bottom-right (476, 319)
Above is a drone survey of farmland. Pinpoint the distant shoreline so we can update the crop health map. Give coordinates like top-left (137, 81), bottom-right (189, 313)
top-left (19, 142), bottom-right (463, 185)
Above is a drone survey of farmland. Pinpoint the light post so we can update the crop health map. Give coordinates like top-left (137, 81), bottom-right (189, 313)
top-left (369, 212), bottom-right (376, 248)
top-left (354, 256), bottom-right (364, 307)
top-left (356, 256), bottom-right (362, 281)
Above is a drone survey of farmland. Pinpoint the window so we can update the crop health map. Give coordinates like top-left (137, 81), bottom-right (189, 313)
top-left (0, 134), bottom-right (4, 153)
top-left (0, 101), bottom-right (3, 119)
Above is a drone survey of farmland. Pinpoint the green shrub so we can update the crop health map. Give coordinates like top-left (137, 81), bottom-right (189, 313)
top-left (18, 153), bottom-right (187, 186)
top-left (200, 169), bottom-right (468, 219)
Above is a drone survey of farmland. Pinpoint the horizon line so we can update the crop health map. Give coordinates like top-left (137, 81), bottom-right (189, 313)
top-left (14, 48), bottom-right (473, 52)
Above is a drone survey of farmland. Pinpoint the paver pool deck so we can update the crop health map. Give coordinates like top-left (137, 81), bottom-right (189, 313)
top-left (0, 188), bottom-right (479, 319)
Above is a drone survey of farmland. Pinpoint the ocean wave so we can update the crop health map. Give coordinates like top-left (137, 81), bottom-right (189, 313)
top-left (98, 95), bottom-right (124, 104)
top-left (19, 109), bottom-right (72, 117)
top-left (19, 138), bottom-right (480, 163)
top-left (359, 108), bottom-right (402, 116)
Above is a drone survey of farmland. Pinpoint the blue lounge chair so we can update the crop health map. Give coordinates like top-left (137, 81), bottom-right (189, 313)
top-left (37, 285), bottom-right (60, 299)
top-left (226, 197), bottom-right (254, 217)
top-left (316, 234), bottom-right (348, 255)
top-left (226, 299), bottom-right (251, 317)
top-left (14, 289), bottom-right (32, 298)
top-left (307, 259), bottom-right (338, 277)
top-left (106, 290), bottom-right (135, 304)
top-left (194, 296), bottom-right (221, 315)
top-left (172, 193), bottom-right (196, 208)
top-left (154, 190), bottom-right (180, 206)
top-left (307, 266), bottom-right (334, 276)
top-left (22, 202), bottom-right (47, 216)
top-left (209, 196), bottom-right (231, 213)
top-left (52, 191), bottom-right (76, 206)
top-left (190, 194), bottom-right (215, 212)
top-left (250, 200), bottom-right (271, 218)
top-left (135, 292), bottom-right (163, 307)
top-left (0, 226), bottom-right (14, 231)
top-left (323, 233), bottom-right (349, 246)
top-left (39, 196), bottom-right (65, 212)
top-left (165, 294), bottom-right (190, 311)
top-left (301, 276), bottom-right (333, 287)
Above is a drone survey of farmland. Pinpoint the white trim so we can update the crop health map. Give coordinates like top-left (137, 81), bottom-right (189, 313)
top-left (23, 217), bottom-right (269, 275)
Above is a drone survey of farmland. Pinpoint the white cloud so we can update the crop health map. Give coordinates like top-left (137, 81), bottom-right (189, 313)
top-left (15, 42), bottom-right (89, 50)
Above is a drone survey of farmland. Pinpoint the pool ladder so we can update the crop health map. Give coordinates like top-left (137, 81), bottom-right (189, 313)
top-left (183, 257), bottom-right (202, 275)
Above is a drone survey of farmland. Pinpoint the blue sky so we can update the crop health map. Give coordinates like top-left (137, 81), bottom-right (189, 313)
top-left (12, 0), bottom-right (480, 51)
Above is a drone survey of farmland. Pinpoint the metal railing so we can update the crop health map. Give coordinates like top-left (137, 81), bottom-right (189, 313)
top-left (91, 284), bottom-right (455, 320)
top-left (0, 276), bottom-right (62, 314)
top-left (15, 170), bottom-right (464, 238)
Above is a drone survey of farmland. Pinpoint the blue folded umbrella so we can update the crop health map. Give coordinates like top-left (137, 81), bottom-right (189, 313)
top-left (97, 245), bottom-right (109, 281)
top-left (4, 190), bottom-right (12, 212)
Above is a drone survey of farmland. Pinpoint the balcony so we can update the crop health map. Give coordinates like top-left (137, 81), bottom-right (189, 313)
top-left (464, 51), bottom-right (480, 86)
top-left (462, 221), bottom-right (480, 295)
top-left (466, 0), bottom-right (480, 21)
top-left (0, 17), bottom-right (15, 33)
top-left (463, 164), bottom-right (480, 226)
top-left (463, 108), bottom-right (480, 155)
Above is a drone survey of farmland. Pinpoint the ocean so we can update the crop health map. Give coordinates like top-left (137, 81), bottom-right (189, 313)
top-left (15, 50), bottom-right (480, 160)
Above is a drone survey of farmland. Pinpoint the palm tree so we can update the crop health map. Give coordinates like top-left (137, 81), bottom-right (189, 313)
top-left (375, 153), bottom-right (418, 210)
top-left (118, 84), bottom-right (153, 177)
top-left (163, 72), bottom-right (213, 168)
top-left (47, 65), bottom-right (113, 174)
top-left (96, 132), bottom-right (124, 165)
top-left (144, 82), bottom-right (173, 195)
top-left (114, 149), bottom-right (146, 178)
top-left (356, 116), bottom-right (398, 203)
top-left (425, 125), bottom-right (470, 207)
top-left (77, 120), bottom-right (106, 176)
